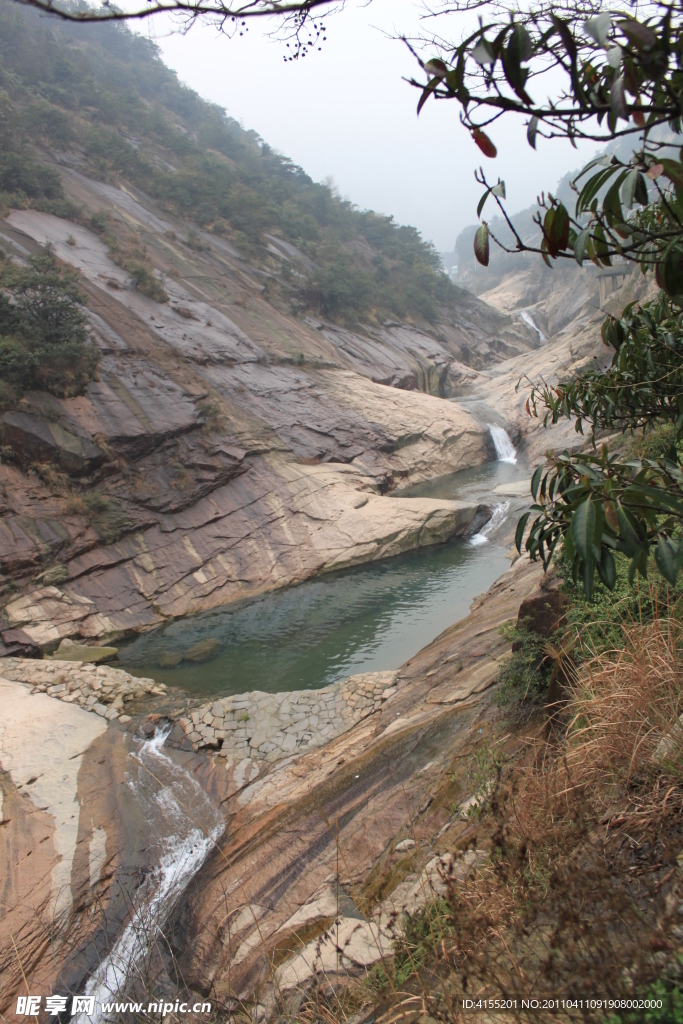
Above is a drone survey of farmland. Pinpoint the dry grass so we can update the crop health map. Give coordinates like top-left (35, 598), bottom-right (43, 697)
top-left (566, 617), bottom-right (683, 802)
top-left (334, 618), bottom-right (683, 1023)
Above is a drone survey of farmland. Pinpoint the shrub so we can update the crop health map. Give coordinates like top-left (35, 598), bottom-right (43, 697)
top-left (127, 262), bottom-right (169, 303)
top-left (0, 248), bottom-right (99, 400)
top-left (495, 623), bottom-right (554, 708)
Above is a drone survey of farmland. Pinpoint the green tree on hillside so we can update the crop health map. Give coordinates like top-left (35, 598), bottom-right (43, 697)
top-left (0, 248), bottom-right (98, 407)
top-left (0, 1), bottom-right (462, 328)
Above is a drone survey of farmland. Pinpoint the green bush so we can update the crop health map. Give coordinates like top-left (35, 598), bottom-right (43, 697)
top-left (0, 249), bottom-right (99, 401)
top-left (557, 548), bottom-right (683, 664)
top-left (367, 898), bottom-right (452, 990)
top-left (127, 262), bottom-right (169, 303)
top-left (496, 623), bottom-right (554, 708)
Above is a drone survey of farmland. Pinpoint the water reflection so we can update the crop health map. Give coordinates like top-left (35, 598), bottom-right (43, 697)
top-left (118, 458), bottom-right (530, 699)
top-left (117, 541), bottom-right (509, 697)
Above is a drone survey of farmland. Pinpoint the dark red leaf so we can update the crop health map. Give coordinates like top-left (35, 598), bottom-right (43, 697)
top-left (472, 129), bottom-right (497, 158)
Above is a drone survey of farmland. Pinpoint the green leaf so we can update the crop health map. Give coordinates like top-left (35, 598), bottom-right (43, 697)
top-left (610, 75), bottom-right (627, 120)
top-left (417, 76), bottom-right (440, 115)
top-left (504, 24), bottom-right (532, 99)
top-left (527, 115), bottom-right (539, 149)
top-left (515, 511), bottom-right (530, 552)
top-left (576, 165), bottom-right (621, 216)
top-left (530, 464), bottom-right (543, 500)
top-left (477, 189), bottom-right (491, 218)
top-left (474, 223), bottom-right (489, 266)
top-left (655, 536), bottom-right (683, 584)
top-left (583, 557), bottom-right (595, 598)
top-left (635, 172), bottom-right (649, 206)
top-left (593, 223), bottom-right (611, 265)
top-left (547, 203), bottom-right (570, 253)
top-left (621, 167), bottom-right (639, 209)
top-left (617, 502), bottom-right (643, 552)
top-left (597, 547), bottom-right (617, 590)
top-left (663, 248), bottom-right (683, 298)
top-left (573, 227), bottom-right (590, 265)
top-left (571, 498), bottom-right (596, 566)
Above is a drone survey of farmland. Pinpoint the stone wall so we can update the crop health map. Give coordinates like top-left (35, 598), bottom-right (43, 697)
top-left (178, 670), bottom-right (399, 761)
top-left (0, 658), bottom-right (165, 722)
top-left (0, 657), bottom-right (402, 765)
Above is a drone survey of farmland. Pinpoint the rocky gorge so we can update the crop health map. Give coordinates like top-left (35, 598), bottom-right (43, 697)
top-left (0, 6), bottom-right (641, 1016)
top-left (0, 197), bottom-right (524, 654)
top-left (0, 203), bottom-right (616, 1014)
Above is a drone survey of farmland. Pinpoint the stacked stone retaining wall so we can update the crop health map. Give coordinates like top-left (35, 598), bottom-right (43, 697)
top-left (0, 658), bottom-right (165, 722)
top-left (178, 670), bottom-right (399, 761)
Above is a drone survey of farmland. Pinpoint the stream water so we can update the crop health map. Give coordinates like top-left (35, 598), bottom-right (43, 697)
top-left (76, 727), bottom-right (224, 1023)
top-left (117, 430), bottom-right (529, 700)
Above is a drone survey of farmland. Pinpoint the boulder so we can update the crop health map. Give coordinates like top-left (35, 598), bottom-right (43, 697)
top-left (515, 571), bottom-right (569, 640)
top-left (48, 639), bottom-right (118, 664)
top-left (1, 410), bottom-right (105, 476)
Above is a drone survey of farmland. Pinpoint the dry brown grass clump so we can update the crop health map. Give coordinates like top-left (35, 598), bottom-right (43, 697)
top-left (566, 617), bottom-right (683, 810)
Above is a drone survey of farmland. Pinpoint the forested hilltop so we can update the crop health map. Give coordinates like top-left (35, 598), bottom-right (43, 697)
top-left (0, 2), bottom-right (460, 326)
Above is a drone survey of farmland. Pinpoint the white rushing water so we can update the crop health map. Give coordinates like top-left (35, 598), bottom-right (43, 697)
top-left (469, 501), bottom-right (511, 547)
top-left (519, 309), bottom-right (545, 343)
top-left (76, 728), bottom-right (224, 1024)
top-left (488, 425), bottom-right (517, 464)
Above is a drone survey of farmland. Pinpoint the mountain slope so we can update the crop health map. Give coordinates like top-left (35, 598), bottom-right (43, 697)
top-left (0, 4), bottom-right (540, 652)
top-left (0, 1), bottom-right (538, 345)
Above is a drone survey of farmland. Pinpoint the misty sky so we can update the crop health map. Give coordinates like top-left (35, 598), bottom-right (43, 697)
top-left (144, 0), bottom-right (598, 253)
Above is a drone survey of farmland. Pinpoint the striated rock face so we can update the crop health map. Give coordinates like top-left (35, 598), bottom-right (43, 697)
top-left (170, 555), bottom-right (543, 1006)
top-left (1, 481), bottom-right (489, 646)
top-left (0, 191), bottom-right (525, 648)
top-left (0, 677), bottom-right (126, 1010)
top-left (0, 556), bottom-right (543, 1014)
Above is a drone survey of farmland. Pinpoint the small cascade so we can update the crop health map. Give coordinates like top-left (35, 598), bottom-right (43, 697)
top-left (519, 309), bottom-right (545, 343)
top-left (75, 728), bottom-right (224, 1024)
top-left (488, 424), bottom-right (517, 464)
top-left (469, 501), bottom-right (511, 547)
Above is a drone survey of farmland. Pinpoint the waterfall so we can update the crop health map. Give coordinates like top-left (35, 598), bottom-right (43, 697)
top-left (75, 728), bottom-right (224, 1024)
top-left (519, 309), bottom-right (545, 343)
top-left (469, 501), bottom-right (511, 547)
top-left (488, 425), bottom-right (517, 464)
